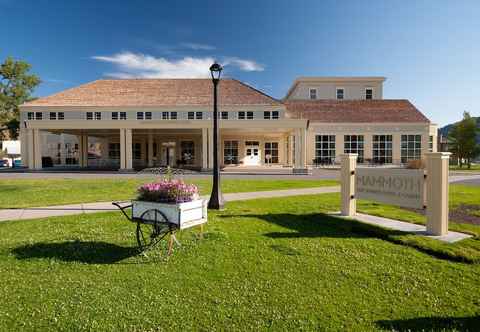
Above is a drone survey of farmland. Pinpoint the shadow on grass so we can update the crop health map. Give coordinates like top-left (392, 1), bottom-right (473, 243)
top-left (376, 315), bottom-right (480, 331)
top-left (12, 240), bottom-right (139, 264)
top-left (221, 213), bottom-right (475, 263)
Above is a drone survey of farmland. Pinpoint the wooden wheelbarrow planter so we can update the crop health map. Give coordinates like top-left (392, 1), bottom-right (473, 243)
top-left (113, 199), bottom-right (207, 255)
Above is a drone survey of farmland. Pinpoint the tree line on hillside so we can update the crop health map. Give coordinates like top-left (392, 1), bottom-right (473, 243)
top-left (445, 112), bottom-right (480, 168)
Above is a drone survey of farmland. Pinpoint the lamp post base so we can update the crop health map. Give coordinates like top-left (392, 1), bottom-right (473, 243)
top-left (208, 191), bottom-right (225, 210)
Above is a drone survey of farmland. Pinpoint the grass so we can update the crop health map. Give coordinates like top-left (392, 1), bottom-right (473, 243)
top-left (0, 178), bottom-right (338, 208)
top-left (1, 194), bottom-right (480, 331)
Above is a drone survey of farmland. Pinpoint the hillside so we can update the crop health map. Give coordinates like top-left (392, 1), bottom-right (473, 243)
top-left (439, 116), bottom-right (480, 144)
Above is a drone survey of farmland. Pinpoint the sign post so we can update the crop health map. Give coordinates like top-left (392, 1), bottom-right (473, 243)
top-left (426, 152), bottom-right (451, 236)
top-left (341, 154), bottom-right (357, 216)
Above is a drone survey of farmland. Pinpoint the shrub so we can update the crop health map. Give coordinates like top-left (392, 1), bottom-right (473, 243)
top-left (406, 159), bottom-right (425, 169)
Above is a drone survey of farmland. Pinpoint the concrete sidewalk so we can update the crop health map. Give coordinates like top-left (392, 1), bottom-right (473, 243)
top-left (0, 186), bottom-right (340, 222)
top-left (335, 212), bottom-right (472, 243)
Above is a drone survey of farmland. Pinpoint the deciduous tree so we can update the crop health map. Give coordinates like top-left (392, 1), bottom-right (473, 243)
top-left (448, 111), bottom-right (479, 168)
top-left (0, 57), bottom-right (40, 139)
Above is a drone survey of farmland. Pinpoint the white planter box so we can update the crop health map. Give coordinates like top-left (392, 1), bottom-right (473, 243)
top-left (132, 199), bottom-right (207, 230)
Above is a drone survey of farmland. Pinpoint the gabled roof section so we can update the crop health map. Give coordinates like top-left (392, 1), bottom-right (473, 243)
top-left (284, 76), bottom-right (386, 100)
top-left (284, 100), bottom-right (430, 123)
top-left (23, 79), bottom-right (283, 107)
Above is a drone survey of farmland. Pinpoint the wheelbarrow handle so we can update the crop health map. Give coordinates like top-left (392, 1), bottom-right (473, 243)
top-left (112, 201), bottom-right (133, 221)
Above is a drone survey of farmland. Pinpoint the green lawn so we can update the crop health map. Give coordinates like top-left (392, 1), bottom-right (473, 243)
top-left (0, 178), bottom-right (338, 208)
top-left (0, 195), bottom-right (479, 331)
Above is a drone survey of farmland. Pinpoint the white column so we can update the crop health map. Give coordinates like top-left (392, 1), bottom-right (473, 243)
top-left (27, 129), bottom-right (34, 169)
top-left (19, 127), bottom-right (28, 168)
top-left (426, 152), bottom-right (451, 236)
top-left (208, 128), bottom-right (214, 169)
top-left (294, 129), bottom-right (301, 168)
top-left (300, 128), bottom-right (307, 167)
top-left (288, 135), bottom-right (294, 166)
top-left (78, 134), bottom-right (88, 167)
top-left (119, 129), bottom-right (126, 170)
top-left (125, 129), bottom-right (133, 170)
top-left (147, 133), bottom-right (154, 167)
top-left (202, 128), bottom-right (208, 169)
top-left (341, 154), bottom-right (357, 216)
top-left (33, 129), bottom-right (42, 169)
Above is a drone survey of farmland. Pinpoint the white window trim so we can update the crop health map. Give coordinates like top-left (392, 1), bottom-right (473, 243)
top-left (309, 88), bottom-right (317, 100)
top-left (365, 87), bottom-right (374, 100)
top-left (336, 87), bottom-right (345, 100)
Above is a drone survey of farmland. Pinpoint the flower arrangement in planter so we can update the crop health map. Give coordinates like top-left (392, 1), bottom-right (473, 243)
top-left (137, 179), bottom-right (199, 204)
top-left (133, 177), bottom-right (206, 230)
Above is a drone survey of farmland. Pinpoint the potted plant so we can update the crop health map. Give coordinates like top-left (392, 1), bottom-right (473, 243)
top-left (133, 177), bottom-right (207, 230)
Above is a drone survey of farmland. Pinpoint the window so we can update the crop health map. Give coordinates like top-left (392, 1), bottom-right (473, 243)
top-left (365, 88), bottom-right (373, 100)
top-left (309, 88), bottom-right (317, 100)
top-left (188, 112), bottom-right (195, 120)
top-left (170, 112), bottom-right (177, 120)
top-left (137, 112), bottom-right (144, 120)
top-left (145, 112), bottom-right (152, 120)
top-left (264, 111), bottom-right (280, 120)
top-left (429, 135), bottom-right (434, 152)
top-left (336, 88), bottom-right (344, 100)
top-left (86, 112), bottom-right (93, 120)
top-left (112, 112), bottom-right (118, 120)
top-left (239, 111), bottom-right (254, 120)
top-left (27, 112), bottom-right (34, 120)
top-left (195, 112), bottom-right (203, 120)
top-left (221, 112), bottom-right (228, 120)
top-left (224, 140), bottom-right (239, 164)
top-left (401, 135), bottom-right (422, 163)
top-left (133, 143), bottom-right (141, 160)
top-left (344, 135), bottom-right (364, 163)
top-left (49, 112), bottom-right (57, 120)
top-left (35, 112), bottom-right (43, 120)
top-left (94, 112), bottom-right (101, 120)
top-left (120, 112), bottom-right (127, 120)
top-left (162, 112), bottom-right (169, 120)
top-left (315, 135), bottom-right (336, 163)
top-left (373, 135), bottom-right (393, 164)
top-left (108, 143), bottom-right (120, 159)
top-left (58, 112), bottom-right (64, 120)
top-left (180, 141), bottom-right (195, 164)
top-left (265, 142), bottom-right (279, 164)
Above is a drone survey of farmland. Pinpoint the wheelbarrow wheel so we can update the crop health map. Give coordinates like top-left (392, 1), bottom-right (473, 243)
top-left (136, 209), bottom-right (170, 250)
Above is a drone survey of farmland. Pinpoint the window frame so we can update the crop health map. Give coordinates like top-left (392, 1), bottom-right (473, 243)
top-left (49, 112), bottom-right (57, 120)
top-left (344, 135), bottom-right (364, 163)
top-left (27, 112), bottom-right (34, 120)
top-left (94, 112), bottom-right (102, 120)
top-left (373, 134), bottom-right (393, 164)
top-left (221, 111), bottom-right (228, 120)
top-left (120, 112), bottom-right (127, 120)
top-left (86, 112), bottom-right (93, 120)
top-left (35, 112), bottom-right (43, 120)
top-left (309, 88), bottom-right (317, 100)
top-left (401, 134), bottom-right (422, 163)
top-left (315, 135), bottom-right (336, 163)
top-left (365, 88), bottom-right (373, 100)
top-left (58, 112), bottom-right (64, 120)
top-left (137, 112), bottom-right (144, 120)
top-left (336, 87), bottom-right (345, 100)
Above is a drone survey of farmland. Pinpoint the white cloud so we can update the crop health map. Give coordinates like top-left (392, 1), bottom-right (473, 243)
top-left (92, 51), bottom-right (264, 78)
top-left (223, 57), bottom-right (265, 72)
top-left (180, 42), bottom-right (216, 51)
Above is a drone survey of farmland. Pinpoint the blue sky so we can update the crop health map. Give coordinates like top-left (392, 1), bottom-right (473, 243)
top-left (1, 0), bottom-right (479, 126)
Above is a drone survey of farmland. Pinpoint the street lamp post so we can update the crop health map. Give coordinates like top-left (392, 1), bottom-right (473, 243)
top-left (208, 62), bottom-right (224, 210)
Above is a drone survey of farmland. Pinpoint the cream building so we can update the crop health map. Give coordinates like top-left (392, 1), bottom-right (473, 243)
top-left (18, 77), bottom-right (437, 172)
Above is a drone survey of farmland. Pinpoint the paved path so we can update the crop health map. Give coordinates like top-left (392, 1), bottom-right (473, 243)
top-left (0, 186), bottom-right (340, 222)
top-left (336, 213), bottom-right (472, 243)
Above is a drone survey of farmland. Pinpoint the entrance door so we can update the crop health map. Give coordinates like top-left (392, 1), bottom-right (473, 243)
top-left (161, 142), bottom-right (176, 167)
top-left (244, 141), bottom-right (260, 166)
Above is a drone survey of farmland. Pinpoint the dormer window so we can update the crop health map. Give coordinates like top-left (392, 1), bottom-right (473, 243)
top-left (365, 88), bottom-right (373, 100)
top-left (309, 88), bottom-right (317, 100)
top-left (221, 112), bottom-right (228, 120)
top-left (336, 88), bottom-right (344, 100)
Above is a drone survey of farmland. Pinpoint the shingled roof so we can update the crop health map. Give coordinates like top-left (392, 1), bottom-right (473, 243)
top-left (285, 100), bottom-right (430, 123)
top-left (23, 79), bottom-right (282, 107)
